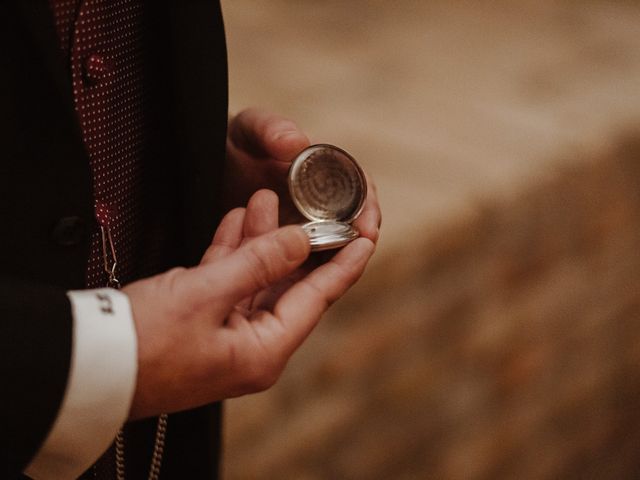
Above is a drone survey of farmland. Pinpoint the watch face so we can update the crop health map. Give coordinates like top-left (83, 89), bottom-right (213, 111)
top-left (288, 144), bottom-right (367, 251)
top-left (288, 144), bottom-right (367, 224)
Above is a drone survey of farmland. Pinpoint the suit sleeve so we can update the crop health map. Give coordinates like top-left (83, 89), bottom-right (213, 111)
top-left (25, 289), bottom-right (137, 480)
top-left (0, 283), bottom-right (138, 480)
top-left (0, 279), bottom-right (72, 478)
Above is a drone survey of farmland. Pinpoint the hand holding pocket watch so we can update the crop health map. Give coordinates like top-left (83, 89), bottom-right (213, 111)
top-left (225, 108), bottom-right (380, 249)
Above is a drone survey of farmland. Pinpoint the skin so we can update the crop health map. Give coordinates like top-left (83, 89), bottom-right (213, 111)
top-left (124, 108), bottom-right (382, 419)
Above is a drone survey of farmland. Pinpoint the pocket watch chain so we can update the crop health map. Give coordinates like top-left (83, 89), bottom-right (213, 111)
top-left (100, 226), bottom-right (168, 480)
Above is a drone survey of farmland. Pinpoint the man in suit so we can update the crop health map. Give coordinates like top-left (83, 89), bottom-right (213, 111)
top-left (0, 1), bottom-right (380, 479)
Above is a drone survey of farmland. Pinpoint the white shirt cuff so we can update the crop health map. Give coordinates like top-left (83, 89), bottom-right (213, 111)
top-left (25, 288), bottom-right (138, 480)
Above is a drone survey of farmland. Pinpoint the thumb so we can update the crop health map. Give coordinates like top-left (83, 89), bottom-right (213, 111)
top-left (202, 225), bottom-right (310, 308)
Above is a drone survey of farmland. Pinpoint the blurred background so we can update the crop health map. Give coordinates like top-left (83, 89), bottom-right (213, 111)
top-left (220, 1), bottom-right (640, 479)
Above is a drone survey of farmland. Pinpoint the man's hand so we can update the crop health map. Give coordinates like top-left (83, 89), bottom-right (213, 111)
top-left (124, 190), bottom-right (375, 419)
top-left (225, 107), bottom-right (382, 243)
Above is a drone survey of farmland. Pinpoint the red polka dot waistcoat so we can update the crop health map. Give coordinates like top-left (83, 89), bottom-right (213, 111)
top-left (49, 0), bottom-right (151, 289)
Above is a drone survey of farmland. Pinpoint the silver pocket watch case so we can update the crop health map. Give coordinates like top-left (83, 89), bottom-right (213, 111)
top-left (288, 144), bottom-right (367, 251)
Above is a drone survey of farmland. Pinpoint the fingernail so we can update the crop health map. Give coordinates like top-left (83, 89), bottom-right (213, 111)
top-left (272, 130), bottom-right (298, 141)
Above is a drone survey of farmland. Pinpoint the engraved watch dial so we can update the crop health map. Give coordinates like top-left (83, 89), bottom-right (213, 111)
top-left (288, 144), bottom-right (367, 223)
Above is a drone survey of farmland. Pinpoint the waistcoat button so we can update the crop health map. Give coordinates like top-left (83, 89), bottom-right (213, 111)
top-left (83, 53), bottom-right (113, 84)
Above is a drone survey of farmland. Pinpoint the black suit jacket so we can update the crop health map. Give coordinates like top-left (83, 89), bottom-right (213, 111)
top-left (0, 1), bottom-right (229, 478)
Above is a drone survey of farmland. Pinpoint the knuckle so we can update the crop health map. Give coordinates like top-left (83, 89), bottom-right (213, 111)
top-left (166, 265), bottom-right (188, 277)
top-left (161, 267), bottom-right (188, 294)
top-left (160, 266), bottom-right (192, 316)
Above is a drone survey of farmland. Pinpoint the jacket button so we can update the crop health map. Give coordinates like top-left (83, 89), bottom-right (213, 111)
top-left (52, 216), bottom-right (87, 247)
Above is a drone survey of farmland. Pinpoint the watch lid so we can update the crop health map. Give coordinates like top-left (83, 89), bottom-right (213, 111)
top-left (302, 221), bottom-right (360, 251)
top-left (288, 144), bottom-right (367, 224)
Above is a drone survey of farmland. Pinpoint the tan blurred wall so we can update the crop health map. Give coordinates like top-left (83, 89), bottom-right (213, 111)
top-left (220, 1), bottom-right (640, 479)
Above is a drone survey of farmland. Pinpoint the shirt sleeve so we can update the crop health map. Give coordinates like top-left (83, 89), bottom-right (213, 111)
top-left (24, 289), bottom-right (138, 480)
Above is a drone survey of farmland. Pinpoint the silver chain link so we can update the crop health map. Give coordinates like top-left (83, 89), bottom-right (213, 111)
top-left (100, 226), bottom-right (168, 480)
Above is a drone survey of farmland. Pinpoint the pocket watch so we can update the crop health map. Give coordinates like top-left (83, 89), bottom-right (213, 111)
top-left (288, 144), bottom-right (367, 251)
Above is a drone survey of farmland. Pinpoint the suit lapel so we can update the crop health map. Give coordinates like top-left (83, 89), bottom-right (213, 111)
top-left (156, 0), bottom-right (229, 265)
